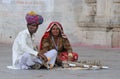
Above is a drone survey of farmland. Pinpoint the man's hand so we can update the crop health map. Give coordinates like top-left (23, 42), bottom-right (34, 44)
top-left (38, 53), bottom-right (48, 62)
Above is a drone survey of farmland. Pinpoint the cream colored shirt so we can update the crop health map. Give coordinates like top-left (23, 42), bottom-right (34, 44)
top-left (12, 29), bottom-right (38, 67)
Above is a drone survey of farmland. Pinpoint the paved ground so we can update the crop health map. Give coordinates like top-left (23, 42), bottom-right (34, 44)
top-left (0, 43), bottom-right (120, 79)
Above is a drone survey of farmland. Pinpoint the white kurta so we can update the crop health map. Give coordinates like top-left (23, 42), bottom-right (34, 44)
top-left (12, 29), bottom-right (57, 69)
top-left (12, 29), bottom-right (38, 69)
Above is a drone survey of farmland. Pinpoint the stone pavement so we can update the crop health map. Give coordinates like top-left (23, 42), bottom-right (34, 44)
top-left (0, 43), bottom-right (120, 79)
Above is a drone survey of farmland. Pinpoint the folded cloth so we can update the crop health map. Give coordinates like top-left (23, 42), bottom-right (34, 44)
top-left (7, 66), bottom-right (20, 70)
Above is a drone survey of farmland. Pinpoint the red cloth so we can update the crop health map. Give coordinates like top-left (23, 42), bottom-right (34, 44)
top-left (39, 22), bottom-right (67, 50)
top-left (58, 52), bottom-right (78, 62)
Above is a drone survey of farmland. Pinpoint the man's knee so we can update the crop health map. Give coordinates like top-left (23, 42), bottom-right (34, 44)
top-left (51, 49), bottom-right (57, 55)
top-left (22, 53), bottom-right (31, 59)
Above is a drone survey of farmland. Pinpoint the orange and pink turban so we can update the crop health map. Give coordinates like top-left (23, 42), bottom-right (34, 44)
top-left (25, 11), bottom-right (43, 25)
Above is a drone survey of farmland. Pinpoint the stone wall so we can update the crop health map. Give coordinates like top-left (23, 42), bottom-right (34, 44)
top-left (0, 0), bottom-right (120, 47)
top-left (73, 0), bottom-right (120, 47)
top-left (0, 0), bottom-right (54, 43)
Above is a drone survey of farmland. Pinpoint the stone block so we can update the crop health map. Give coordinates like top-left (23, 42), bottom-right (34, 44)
top-left (85, 0), bottom-right (96, 3)
top-left (113, 0), bottom-right (120, 3)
